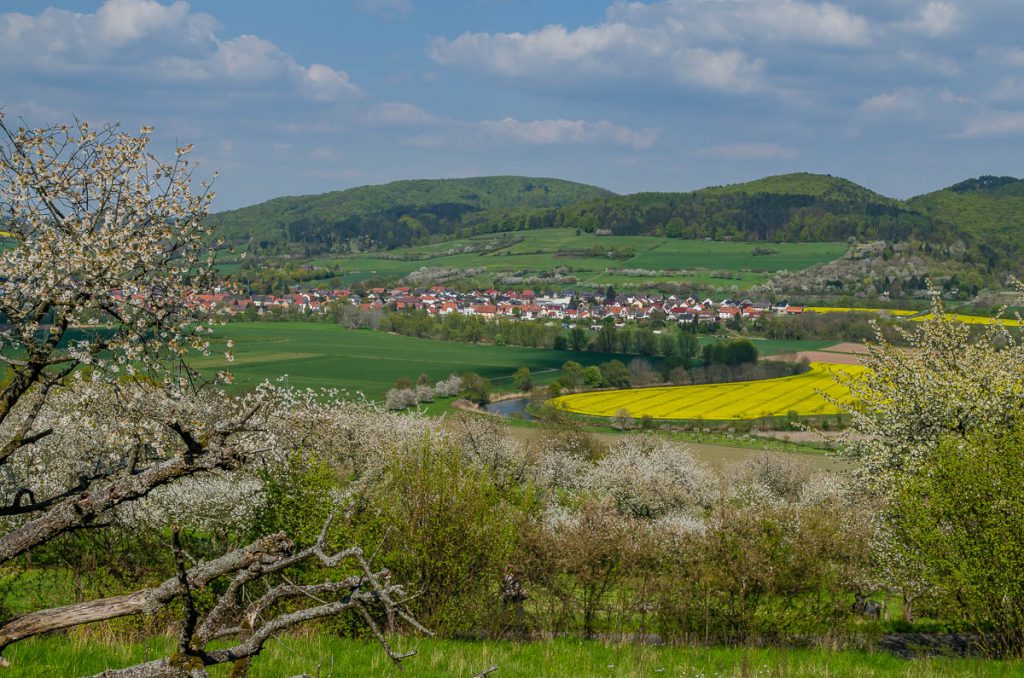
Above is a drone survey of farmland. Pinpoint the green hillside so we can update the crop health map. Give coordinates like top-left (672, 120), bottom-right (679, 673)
top-left (208, 176), bottom-right (615, 251)
top-left (547, 173), bottom-right (951, 243)
top-left (908, 176), bottom-right (1024, 271)
top-left (701, 172), bottom-right (899, 202)
top-left (212, 172), bottom-right (1024, 279)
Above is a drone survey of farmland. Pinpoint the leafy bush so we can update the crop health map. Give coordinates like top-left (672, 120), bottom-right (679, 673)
top-left (653, 501), bottom-right (871, 644)
top-left (885, 427), bottom-right (1024, 656)
top-left (366, 436), bottom-right (528, 634)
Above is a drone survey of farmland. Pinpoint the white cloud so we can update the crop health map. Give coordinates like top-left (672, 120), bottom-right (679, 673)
top-left (938, 88), bottom-right (972, 104)
top-left (357, 0), bottom-right (413, 19)
top-left (990, 78), bottom-right (1024, 103)
top-left (365, 100), bottom-right (655, 149)
top-left (476, 118), bottom-right (658, 149)
top-left (0, 0), bottom-right (359, 101)
top-left (902, 2), bottom-right (960, 38)
top-left (366, 102), bottom-right (441, 126)
top-left (962, 111), bottom-right (1024, 137)
top-left (859, 89), bottom-right (925, 116)
top-left (698, 143), bottom-right (798, 160)
top-left (737, 1), bottom-right (871, 47)
top-left (982, 47), bottom-right (1024, 69)
top-left (429, 21), bottom-right (764, 93)
top-left (428, 1), bottom-right (880, 95)
top-left (608, 0), bottom-right (871, 47)
top-left (95, 0), bottom-right (196, 45)
top-left (302, 63), bottom-right (362, 101)
top-left (213, 35), bottom-right (290, 81)
top-left (897, 49), bottom-right (960, 77)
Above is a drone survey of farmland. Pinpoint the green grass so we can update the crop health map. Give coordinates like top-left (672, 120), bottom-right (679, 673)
top-left (721, 337), bottom-right (838, 356)
top-left (308, 230), bottom-right (848, 290)
top-left (191, 323), bottom-right (632, 400)
top-left (625, 240), bottom-right (846, 272)
top-left (5, 635), bottom-right (1021, 677)
top-left (186, 323), bottom-right (845, 401)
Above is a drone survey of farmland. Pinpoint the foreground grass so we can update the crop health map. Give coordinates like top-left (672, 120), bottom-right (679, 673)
top-left (5, 635), bottom-right (1022, 677)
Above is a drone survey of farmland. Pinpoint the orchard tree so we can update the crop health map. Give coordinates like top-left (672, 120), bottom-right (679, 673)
top-left (839, 293), bottom-right (1024, 489)
top-left (0, 114), bottom-right (425, 675)
top-left (838, 290), bottom-right (1024, 635)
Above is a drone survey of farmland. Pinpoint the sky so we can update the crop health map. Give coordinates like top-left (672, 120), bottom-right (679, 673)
top-left (1, 0), bottom-right (1022, 210)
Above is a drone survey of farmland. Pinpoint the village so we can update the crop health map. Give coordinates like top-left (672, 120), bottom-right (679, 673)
top-left (187, 285), bottom-right (809, 325)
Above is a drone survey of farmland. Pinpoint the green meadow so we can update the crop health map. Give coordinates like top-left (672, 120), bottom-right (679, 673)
top-left (191, 323), bottom-right (631, 400)
top-left (309, 230), bottom-right (846, 290)
top-left (185, 324), bottom-right (841, 401)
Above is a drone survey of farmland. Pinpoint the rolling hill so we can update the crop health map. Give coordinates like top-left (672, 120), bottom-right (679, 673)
top-left (908, 176), bottom-right (1024, 272)
top-left (211, 172), bottom-right (1024, 277)
top-left (543, 173), bottom-right (948, 243)
top-left (208, 176), bottom-right (615, 252)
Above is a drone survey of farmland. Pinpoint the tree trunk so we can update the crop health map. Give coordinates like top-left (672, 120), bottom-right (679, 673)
top-left (0, 533), bottom-right (291, 651)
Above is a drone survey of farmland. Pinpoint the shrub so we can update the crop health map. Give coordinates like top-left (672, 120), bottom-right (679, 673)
top-left (885, 426), bottom-right (1024, 656)
top-left (653, 502), bottom-right (872, 644)
top-left (460, 372), bottom-right (492, 405)
top-left (366, 436), bottom-right (527, 635)
top-left (583, 365), bottom-right (604, 387)
top-left (513, 366), bottom-right (533, 392)
top-left (599, 360), bottom-right (631, 388)
top-left (519, 500), bottom-right (646, 637)
top-left (611, 408), bottom-right (633, 431)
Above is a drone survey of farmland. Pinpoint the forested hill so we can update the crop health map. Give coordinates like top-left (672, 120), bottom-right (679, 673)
top-left (208, 176), bottom-right (615, 251)
top-left (211, 172), bottom-right (1024, 273)
top-left (535, 173), bottom-right (955, 243)
top-left (907, 176), bottom-right (1024, 271)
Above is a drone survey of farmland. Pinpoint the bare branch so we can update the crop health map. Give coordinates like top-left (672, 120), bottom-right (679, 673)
top-left (0, 533), bottom-right (293, 651)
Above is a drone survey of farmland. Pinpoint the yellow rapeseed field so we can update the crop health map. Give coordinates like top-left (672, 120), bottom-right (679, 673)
top-left (551, 362), bottom-right (867, 421)
top-left (804, 306), bottom-right (916, 316)
top-left (908, 313), bottom-right (1023, 327)
top-left (804, 307), bottom-right (1022, 326)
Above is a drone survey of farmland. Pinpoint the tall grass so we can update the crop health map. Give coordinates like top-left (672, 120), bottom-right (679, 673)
top-left (4, 635), bottom-right (1022, 677)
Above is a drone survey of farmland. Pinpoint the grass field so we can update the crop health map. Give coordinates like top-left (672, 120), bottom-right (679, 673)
top-left (310, 230), bottom-right (847, 290)
top-left (189, 323), bottom-right (632, 400)
top-left (6, 634), bottom-right (1021, 678)
top-left (551, 362), bottom-right (867, 421)
top-left (719, 337), bottom-right (837, 356)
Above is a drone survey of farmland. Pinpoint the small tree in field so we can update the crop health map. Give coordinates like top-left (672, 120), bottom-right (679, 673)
top-left (0, 115), bottom-right (424, 675)
top-left (513, 366), bottom-right (533, 392)
top-left (460, 372), bottom-right (492, 405)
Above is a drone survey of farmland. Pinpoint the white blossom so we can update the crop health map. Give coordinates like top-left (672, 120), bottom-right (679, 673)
top-left (586, 435), bottom-right (717, 518)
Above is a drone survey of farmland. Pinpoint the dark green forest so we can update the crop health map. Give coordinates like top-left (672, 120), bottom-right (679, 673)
top-left (207, 176), bottom-right (614, 251)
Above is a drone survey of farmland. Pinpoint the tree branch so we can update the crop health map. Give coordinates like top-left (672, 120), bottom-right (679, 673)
top-left (0, 533), bottom-right (293, 651)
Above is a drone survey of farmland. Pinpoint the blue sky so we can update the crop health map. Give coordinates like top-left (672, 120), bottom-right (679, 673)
top-left (2, 0), bottom-right (1022, 210)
